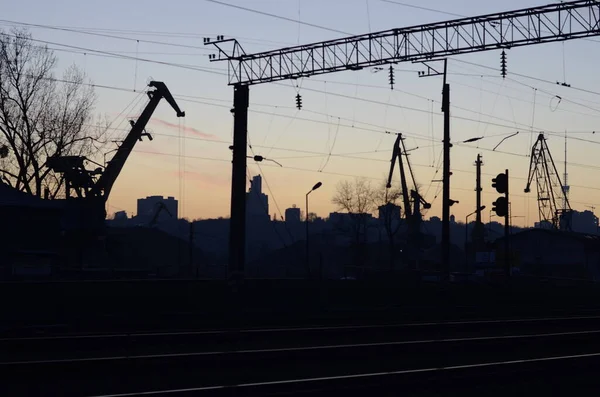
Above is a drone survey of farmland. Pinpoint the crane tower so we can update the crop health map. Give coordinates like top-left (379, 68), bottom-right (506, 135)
top-left (524, 134), bottom-right (572, 230)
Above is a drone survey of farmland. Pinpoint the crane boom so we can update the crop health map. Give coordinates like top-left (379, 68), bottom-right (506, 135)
top-left (387, 134), bottom-right (412, 218)
top-left (386, 134), bottom-right (431, 227)
top-left (208, 1), bottom-right (600, 85)
top-left (92, 81), bottom-right (185, 199)
top-left (525, 133), bottom-right (571, 230)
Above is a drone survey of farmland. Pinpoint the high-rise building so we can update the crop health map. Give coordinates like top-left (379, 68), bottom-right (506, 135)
top-left (246, 175), bottom-right (269, 222)
top-left (137, 196), bottom-right (178, 223)
top-left (285, 205), bottom-right (301, 223)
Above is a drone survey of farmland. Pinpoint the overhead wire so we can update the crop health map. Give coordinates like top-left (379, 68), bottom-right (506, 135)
top-left (379, 0), bottom-right (464, 18)
top-left (0, 19), bottom-right (217, 52)
top-left (29, 66), bottom-right (600, 179)
top-left (0, 32), bottom-right (228, 76)
top-left (204, 0), bottom-right (352, 36)
top-left (8, 20), bottom-right (597, 217)
top-left (11, 32), bottom-right (593, 144)
top-left (247, 135), bottom-right (300, 253)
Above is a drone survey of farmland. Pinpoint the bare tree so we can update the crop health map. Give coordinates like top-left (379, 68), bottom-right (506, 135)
top-left (332, 178), bottom-right (374, 215)
top-left (331, 178), bottom-right (378, 269)
top-left (0, 29), bottom-right (101, 198)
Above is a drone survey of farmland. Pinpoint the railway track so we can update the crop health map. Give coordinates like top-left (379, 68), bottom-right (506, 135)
top-left (3, 314), bottom-right (600, 396)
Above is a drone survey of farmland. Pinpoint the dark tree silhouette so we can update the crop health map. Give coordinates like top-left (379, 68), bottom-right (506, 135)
top-left (331, 178), bottom-right (380, 270)
top-left (0, 29), bottom-right (102, 198)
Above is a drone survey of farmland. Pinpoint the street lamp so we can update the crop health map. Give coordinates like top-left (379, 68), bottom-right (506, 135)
top-left (306, 182), bottom-right (322, 279)
top-left (465, 205), bottom-right (486, 273)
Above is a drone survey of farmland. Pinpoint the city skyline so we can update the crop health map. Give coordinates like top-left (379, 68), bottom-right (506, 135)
top-left (4, 0), bottom-right (600, 227)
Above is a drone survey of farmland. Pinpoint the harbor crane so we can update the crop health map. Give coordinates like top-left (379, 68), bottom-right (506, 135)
top-left (386, 134), bottom-right (431, 264)
top-left (524, 134), bottom-right (572, 230)
top-left (47, 81), bottom-right (185, 226)
top-left (207, 0), bottom-right (600, 276)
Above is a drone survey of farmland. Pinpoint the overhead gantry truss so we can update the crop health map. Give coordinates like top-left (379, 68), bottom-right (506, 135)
top-left (206, 0), bottom-right (600, 278)
top-left (208, 0), bottom-right (600, 85)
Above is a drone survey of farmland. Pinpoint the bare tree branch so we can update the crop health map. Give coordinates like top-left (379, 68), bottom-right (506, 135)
top-left (0, 28), bottom-right (97, 197)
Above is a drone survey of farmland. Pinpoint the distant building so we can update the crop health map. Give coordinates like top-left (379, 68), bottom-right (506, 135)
top-left (378, 203), bottom-right (401, 222)
top-left (534, 220), bottom-right (554, 229)
top-left (572, 210), bottom-right (599, 235)
top-left (450, 214), bottom-right (456, 223)
top-left (498, 229), bottom-right (600, 280)
top-left (137, 196), bottom-right (178, 223)
top-left (246, 175), bottom-right (269, 222)
top-left (114, 211), bottom-right (128, 221)
top-left (285, 205), bottom-right (301, 223)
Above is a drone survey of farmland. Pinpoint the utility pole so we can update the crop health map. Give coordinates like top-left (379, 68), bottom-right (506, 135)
top-left (475, 154), bottom-right (483, 228)
top-left (229, 84), bottom-right (249, 280)
top-left (473, 154), bottom-right (485, 248)
top-left (442, 59), bottom-right (451, 279)
top-left (492, 170), bottom-right (510, 279)
top-left (505, 170), bottom-right (510, 279)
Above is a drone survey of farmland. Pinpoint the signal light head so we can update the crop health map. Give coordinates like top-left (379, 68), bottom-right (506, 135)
top-left (492, 173), bottom-right (508, 194)
top-left (492, 196), bottom-right (509, 217)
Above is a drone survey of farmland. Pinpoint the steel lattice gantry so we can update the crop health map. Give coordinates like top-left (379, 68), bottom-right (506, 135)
top-left (207, 1), bottom-right (600, 279)
top-left (210, 0), bottom-right (600, 85)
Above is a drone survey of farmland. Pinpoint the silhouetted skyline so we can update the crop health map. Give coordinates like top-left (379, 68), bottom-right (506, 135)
top-left (3, 1), bottom-right (600, 226)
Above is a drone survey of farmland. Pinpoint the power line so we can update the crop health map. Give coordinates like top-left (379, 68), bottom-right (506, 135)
top-left (10, 32), bottom-right (597, 140)
top-left (204, 0), bottom-right (352, 36)
top-left (379, 0), bottom-right (464, 18)
top-left (450, 58), bottom-right (600, 99)
top-left (135, 147), bottom-right (600, 214)
top-left (448, 78), bottom-right (600, 120)
top-left (30, 66), bottom-right (600, 175)
top-left (0, 19), bottom-right (301, 50)
top-left (0, 19), bottom-right (216, 52)
top-left (297, 84), bottom-right (562, 134)
top-left (0, 32), bottom-right (228, 76)
top-left (455, 142), bottom-right (600, 173)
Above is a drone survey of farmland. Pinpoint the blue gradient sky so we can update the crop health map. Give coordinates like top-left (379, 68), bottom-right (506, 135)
top-left (3, 0), bottom-right (600, 226)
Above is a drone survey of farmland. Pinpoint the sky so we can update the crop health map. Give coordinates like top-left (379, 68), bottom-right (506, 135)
top-left (3, 0), bottom-right (600, 227)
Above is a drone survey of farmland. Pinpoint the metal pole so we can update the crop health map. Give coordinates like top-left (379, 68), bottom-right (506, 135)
top-left (189, 221), bottom-right (194, 278)
top-left (229, 84), bottom-right (249, 280)
top-left (474, 154), bottom-right (483, 247)
top-left (476, 154), bottom-right (482, 226)
top-left (505, 169), bottom-right (510, 279)
top-left (464, 215), bottom-right (469, 273)
top-left (306, 192), bottom-right (310, 279)
top-left (442, 59), bottom-right (451, 279)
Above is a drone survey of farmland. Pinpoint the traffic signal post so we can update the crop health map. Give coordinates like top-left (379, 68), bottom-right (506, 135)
top-left (492, 170), bottom-right (510, 279)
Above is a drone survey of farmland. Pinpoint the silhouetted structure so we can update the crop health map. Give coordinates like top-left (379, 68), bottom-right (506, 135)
top-left (246, 175), bottom-right (269, 223)
top-left (138, 196), bottom-right (179, 222)
top-left (572, 210), bottom-right (599, 235)
top-left (137, 196), bottom-right (178, 223)
top-left (498, 229), bottom-right (600, 280)
top-left (285, 205), bottom-right (301, 223)
top-left (207, 1), bottom-right (600, 277)
top-left (378, 203), bottom-right (401, 222)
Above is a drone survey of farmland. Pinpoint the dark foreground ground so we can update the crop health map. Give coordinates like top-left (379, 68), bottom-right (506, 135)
top-left (2, 278), bottom-right (600, 396)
